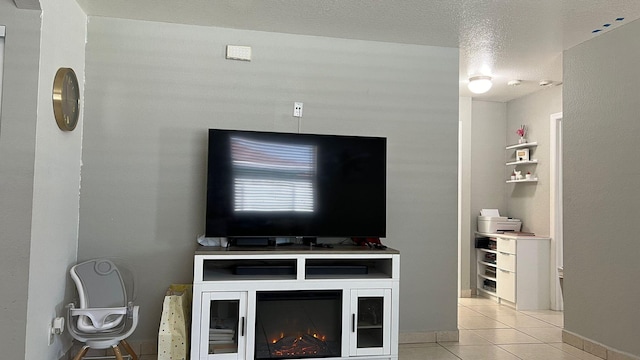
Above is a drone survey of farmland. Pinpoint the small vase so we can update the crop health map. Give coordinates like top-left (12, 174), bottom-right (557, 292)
top-left (518, 137), bottom-right (527, 144)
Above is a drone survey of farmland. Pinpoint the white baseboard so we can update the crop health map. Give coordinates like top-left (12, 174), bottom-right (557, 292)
top-left (399, 330), bottom-right (459, 344)
top-left (563, 329), bottom-right (640, 360)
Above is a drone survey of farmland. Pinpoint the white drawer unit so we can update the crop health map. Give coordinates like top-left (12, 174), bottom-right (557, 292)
top-left (476, 233), bottom-right (550, 310)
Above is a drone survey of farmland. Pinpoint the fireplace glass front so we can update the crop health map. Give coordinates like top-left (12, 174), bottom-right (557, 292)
top-left (255, 290), bottom-right (342, 359)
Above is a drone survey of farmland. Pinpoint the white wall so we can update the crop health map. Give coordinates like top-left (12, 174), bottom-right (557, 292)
top-left (563, 18), bottom-right (640, 357)
top-left (506, 86), bottom-right (562, 235)
top-left (459, 98), bottom-right (508, 295)
top-left (79, 16), bottom-right (460, 341)
top-left (20, 1), bottom-right (86, 359)
top-left (467, 101), bottom-right (507, 291)
top-left (0, 2), bottom-right (41, 358)
top-left (470, 101), bottom-right (508, 216)
top-left (0, 1), bottom-right (86, 359)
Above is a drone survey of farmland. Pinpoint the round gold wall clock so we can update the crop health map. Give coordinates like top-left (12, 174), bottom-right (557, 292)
top-left (52, 67), bottom-right (80, 131)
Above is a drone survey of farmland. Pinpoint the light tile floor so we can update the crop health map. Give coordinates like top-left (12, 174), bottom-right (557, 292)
top-left (142, 297), bottom-right (592, 360)
top-left (400, 296), bottom-right (601, 360)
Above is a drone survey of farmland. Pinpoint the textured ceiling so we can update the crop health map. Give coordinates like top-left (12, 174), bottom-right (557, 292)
top-left (75, 0), bottom-right (640, 102)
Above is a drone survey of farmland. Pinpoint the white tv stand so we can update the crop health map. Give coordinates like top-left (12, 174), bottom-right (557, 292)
top-left (191, 245), bottom-right (400, 360)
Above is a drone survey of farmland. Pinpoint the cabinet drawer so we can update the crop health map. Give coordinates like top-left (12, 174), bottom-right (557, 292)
top-left (497, 269), bottom-right (516, 303)
top-left (497, 251), bottom-right (516, 272)
top-left (497, 237), bottom-right (516, 254)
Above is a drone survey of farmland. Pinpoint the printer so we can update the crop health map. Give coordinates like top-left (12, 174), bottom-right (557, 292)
top-left (477, 209), bottom-right (522, 233)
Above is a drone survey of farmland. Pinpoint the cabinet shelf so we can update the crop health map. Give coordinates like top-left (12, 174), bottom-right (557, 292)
top-left (479, 261), bottom-right (497, 267)
top-left (478, 248), bottom-right (497, 254)
top-left (358, 323), bottom-right (384, 330)
top-left (477, 287), bottom-right (497, 296)
top-left (478, 273), bottom-right (497, 281)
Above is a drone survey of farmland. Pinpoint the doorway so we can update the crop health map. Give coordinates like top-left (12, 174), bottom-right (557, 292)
top-left (457, 106), bottom-right (564, 310)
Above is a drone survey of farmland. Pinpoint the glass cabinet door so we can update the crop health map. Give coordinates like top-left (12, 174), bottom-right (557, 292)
top-left (200, 292), bottom-right (247, 360)
top-left (349, 289), bottom-right (392, 356)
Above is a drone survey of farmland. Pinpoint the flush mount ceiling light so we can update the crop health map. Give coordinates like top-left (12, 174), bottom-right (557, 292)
top-left (468, 75), bottom-right (493, 94)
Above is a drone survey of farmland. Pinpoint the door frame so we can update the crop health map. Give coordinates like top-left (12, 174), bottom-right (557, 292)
top-left (549, 112), bottom-right (563, 311)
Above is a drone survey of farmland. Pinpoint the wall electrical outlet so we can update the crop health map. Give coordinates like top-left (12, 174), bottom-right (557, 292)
top-left (226, 45), bottom-right (252, 61)
top-left (293, 102), bottom-right (303, 118)
top-left (48, 317), bottom-right (64, 346)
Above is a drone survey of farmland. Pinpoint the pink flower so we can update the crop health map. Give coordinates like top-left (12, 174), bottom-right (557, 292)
top-left (516, 125), bottom-right (526, 137)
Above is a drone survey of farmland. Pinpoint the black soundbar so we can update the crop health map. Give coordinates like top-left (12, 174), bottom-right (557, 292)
top-left (234, 265), bottom-right (296, 275)
top-left (306, 265), bottom-right (368, 275)
top-left (230, 238), bottom-right (271, 246)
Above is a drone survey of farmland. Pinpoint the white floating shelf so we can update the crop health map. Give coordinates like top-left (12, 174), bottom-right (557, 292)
top-left (506, 178), bottom-right (538, 183)
top-left (506, 159), bottom-right (538, 166)
top-left (506, 142), bottom-right (538, 150)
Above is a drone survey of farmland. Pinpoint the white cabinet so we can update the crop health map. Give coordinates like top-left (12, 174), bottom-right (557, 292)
top-left (191, 246), bottom-right (400, 360)
top-left (198, 292), bottom-right (248, 360)
top-left (476, 233), bottom-right (550, 310)
top-left (349, 289), bottom-right (392, 357)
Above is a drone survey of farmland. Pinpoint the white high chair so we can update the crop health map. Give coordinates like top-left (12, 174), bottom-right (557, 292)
top-left (67, 259), bottom-right (139, 360)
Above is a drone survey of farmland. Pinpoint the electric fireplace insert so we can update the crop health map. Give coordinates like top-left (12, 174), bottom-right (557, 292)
top-left (254, 290), bottom-right (342, 359)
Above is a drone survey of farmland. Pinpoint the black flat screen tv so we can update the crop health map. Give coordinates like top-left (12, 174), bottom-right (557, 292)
top-left (205, 129), bottom-right (386, 238)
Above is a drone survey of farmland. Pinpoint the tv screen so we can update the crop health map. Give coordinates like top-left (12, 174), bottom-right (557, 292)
top-left (205, 129), bottom-right (386, 238)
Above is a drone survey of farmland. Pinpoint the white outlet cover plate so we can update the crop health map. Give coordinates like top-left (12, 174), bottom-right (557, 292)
top-left (226, 45), bottom-right (251, 61)
top-left (293, 102), bottom-right (303, 117)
